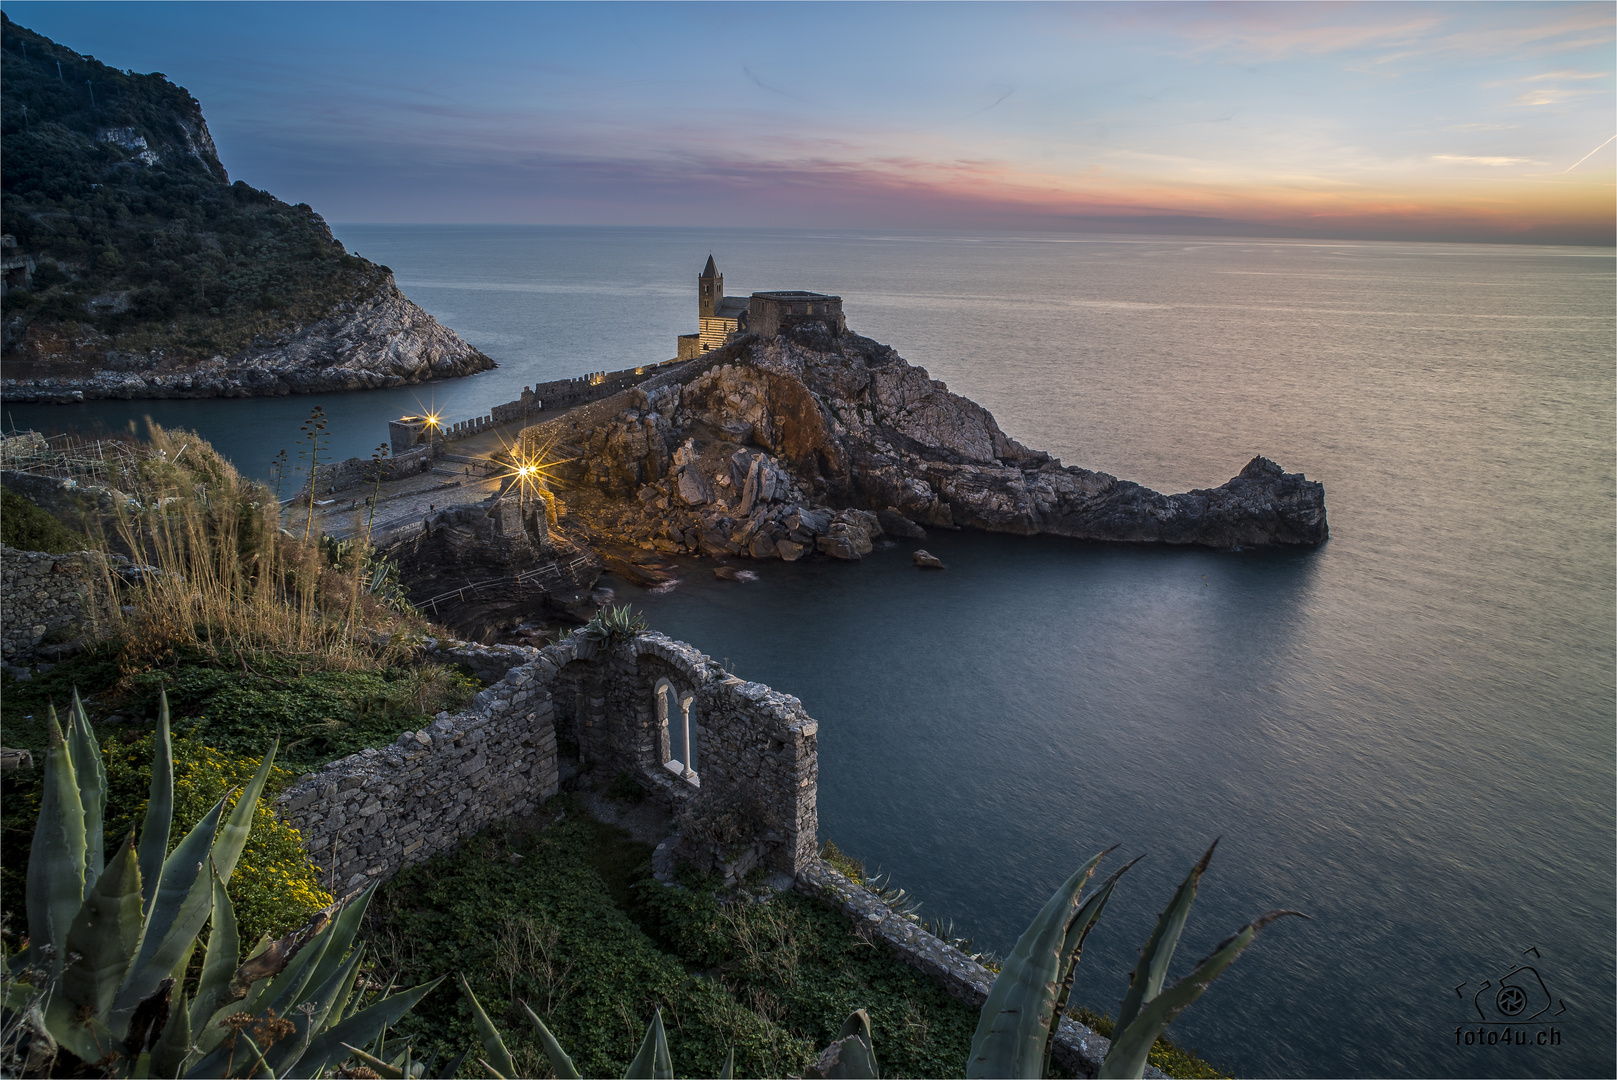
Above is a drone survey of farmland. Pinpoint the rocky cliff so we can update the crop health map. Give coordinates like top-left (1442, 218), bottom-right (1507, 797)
top-left (527, 323), bottom-right (1328, 558)
top-left (0, 16), bottom-right (494, 401)
top-left (3, 273), bottom-right (494, 401)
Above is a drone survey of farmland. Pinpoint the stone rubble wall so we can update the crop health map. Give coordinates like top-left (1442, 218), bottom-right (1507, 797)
top-left (0, 545), bottom-right (117, 663)
top-left (795, 860), bottom-right (1166, 1080)
top-left (275, 629), bottom-right (819, 890)
top-left (274, 667), bottom-right (560, 893)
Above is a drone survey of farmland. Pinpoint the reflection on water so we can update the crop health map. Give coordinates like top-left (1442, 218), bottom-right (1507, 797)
top-left (7, 229), bottom-right (1612, 1077)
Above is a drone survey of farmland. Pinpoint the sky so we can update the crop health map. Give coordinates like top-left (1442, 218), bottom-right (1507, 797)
top-left (4, 1), bottom-right (1614, 243)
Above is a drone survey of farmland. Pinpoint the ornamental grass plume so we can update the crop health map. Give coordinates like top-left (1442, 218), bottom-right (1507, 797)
top-left (98, 423), bottom-right (428, 675)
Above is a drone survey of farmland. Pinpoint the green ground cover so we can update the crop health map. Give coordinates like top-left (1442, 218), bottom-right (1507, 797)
top-left (0, 485), bottom-right (90, 552)
top-left (371, 803), bottom-right (983, 1079)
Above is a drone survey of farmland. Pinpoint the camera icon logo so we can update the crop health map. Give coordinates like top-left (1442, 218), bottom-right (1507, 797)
top-left (1455, 947), bottom-right (1567, 1025)
top-left (1475, 965), bottom-right (1553, 1023)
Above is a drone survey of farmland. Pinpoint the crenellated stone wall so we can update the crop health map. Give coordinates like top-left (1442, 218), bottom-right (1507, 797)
top-left (275, 629), bottom-right (819, 891)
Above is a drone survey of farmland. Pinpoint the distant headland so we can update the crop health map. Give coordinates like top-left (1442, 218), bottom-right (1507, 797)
top-left (0, 16), bottom-right (493, 403)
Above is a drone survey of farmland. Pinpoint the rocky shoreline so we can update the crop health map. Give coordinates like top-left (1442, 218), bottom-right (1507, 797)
top-left (1, 275), bottom-right (494, 402)
top-left (526, 322), bottom-right (1328, 560)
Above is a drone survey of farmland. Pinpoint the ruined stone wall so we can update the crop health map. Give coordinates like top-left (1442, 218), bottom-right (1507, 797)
top-left (275, 630), bottom-right (819, 890)
top-left (0, 545), bottom-right (116, 663)
top-left (275, 663), bottom-right (560, 893)
top-left (519, 631), bottom-right (820, 880)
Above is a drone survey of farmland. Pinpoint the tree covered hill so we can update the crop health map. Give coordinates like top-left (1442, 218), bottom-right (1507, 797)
top-left (0, 14), bottom-right (492, 399)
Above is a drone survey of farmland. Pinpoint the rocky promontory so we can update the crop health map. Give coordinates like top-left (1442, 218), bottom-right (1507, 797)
top-left (527, 322), bottom-right (1327, 559)
top-left (2, 272), bottom-right (493, 401)
top-left (0, 16), bottom-right (494, 402)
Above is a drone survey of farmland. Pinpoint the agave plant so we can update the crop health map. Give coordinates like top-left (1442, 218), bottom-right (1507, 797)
top-left (967, 839), bottom-right (1308, 1079)
top-left (3, 690), bottom-right (441, 1079)
top-left (580, 605), bottom-right (648, 647)
top-left (454, 974), bottom-right (748, 1080)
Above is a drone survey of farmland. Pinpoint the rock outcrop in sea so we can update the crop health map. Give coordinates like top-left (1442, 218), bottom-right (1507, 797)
top-left (530, 323), bottom-right (1328, 556)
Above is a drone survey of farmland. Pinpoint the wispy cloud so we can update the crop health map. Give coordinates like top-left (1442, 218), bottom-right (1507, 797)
top-left (1432, 155), bottom-right (1539, 167)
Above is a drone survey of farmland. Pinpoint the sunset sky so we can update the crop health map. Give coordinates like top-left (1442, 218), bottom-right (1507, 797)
top-left (6, 1), bottom-right (1613, 243)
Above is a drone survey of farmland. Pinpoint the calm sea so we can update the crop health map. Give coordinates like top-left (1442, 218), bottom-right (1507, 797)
top-left (9, 227), bottom-right (1614, 1078)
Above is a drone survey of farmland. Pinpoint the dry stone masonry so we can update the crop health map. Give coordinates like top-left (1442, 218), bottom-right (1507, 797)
top-left (275, 630), bottom-right (818, 891)
top-left (0, 545), bottom-right (116, 664)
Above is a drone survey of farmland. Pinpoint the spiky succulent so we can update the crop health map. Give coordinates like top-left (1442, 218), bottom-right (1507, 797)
top-left (580, 604), bottom-right (648, 646)
top-left (3, 690), bottom-right (438, 1079)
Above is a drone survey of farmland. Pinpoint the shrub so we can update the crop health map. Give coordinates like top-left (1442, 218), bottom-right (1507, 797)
top-left (0, 485), bottom-right (87, 553)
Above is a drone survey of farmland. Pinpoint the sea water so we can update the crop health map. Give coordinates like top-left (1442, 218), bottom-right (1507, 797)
top-left (8, 228), bottom-right (1613, 1077)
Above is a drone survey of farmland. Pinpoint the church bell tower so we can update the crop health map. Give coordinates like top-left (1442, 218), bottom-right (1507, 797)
top-left (699, 254), bottom-right (722, 319)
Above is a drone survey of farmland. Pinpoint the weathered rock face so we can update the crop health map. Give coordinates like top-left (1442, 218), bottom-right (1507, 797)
top-left (1, 276), bottom-right (495, 402)
top-left (531, 323), bottom-right (1327, 559)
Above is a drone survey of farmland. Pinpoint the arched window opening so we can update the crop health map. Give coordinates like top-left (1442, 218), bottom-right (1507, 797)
top-left (653, 679), bottom-right (699, 785)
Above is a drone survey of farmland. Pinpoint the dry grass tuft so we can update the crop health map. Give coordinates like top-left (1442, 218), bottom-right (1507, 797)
top-left (82, 423), bottom-right (432, 676)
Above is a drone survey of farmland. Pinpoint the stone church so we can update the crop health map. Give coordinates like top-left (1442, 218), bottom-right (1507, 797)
top-left (676, 256), bottom-right (844, 360)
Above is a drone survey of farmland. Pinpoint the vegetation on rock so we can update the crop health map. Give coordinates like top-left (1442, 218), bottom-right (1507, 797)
top-left (1, 485), bottom-right (88, 552)
top-left (0, 15), bottom-right (389, 369)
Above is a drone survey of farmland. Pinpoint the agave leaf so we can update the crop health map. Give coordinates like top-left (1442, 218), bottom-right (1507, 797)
top-left (301, 942), bottom-right (366, 1041)
top-left (61, 832), bottom-right (143, 1017)
top-left (457, 973), bottom-right (516, 1079)
top-left (151, 988), bottom-right (193, 1080)
top-left (1098, 911), bottom-right (1308, 1080)
top-left (191, 863), bottom-right (241, 1031)
top-left (115, 794), bottom-right (230, 1021)
top-left (301, 888), bottom-right (374, 1002)
top-left (213, 741), bottom-right (278, 886)
top-left (68, 689), bottom-right (107, 894)
top-left (966, 847), bottom-right (1112, 1079)
top-left (42, 986), bottom-right (113, 1065)
top-left (256, 920), bottom-right (334, 1020)
top-left (1115, 840), bottom-right (1217, 1032)
top-left (1044, 856), bottom-right (1142, 1079)
top-left (624, 1007), bottom-right (673, 1080)
top-left (718, 1046), bottom-right (735, 1080)
top-left (477, 1058), bottom-right (511, 1080)
top-left (292, 976), bottom-right (444, 1078)
top-left (29, 706), bottom-right (87, 977)
top-left (436, 1050), bottom-right (470, 1079)
top-left (340, 1042), bottom-right (405, 1079)
top-left (805, 1034), bottom-right (880, 1079)
top-left (519, 1000), bottom-right (582, 1080)
top-left (257, 946), bottom-right (367, 1078)
top-left (139, 691), bottom-right (176, 916)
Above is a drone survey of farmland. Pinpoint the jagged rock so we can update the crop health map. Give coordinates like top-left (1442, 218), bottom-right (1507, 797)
top-left (1, 276), bottom-right (494, 401)
top-left (912, 550), bottom-right (945, 569)
top-left (776, 539), bottom-right (806, 561)
top-left (879, 508), bottom-right (927, 540)
top-left (714, 565), bottom-right (743, 580)
top-left (676, 468), bottom-right (712, 507)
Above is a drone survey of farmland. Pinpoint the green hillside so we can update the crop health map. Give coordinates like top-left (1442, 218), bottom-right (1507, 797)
top-left (0, 14), bottom-right (387, 367)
